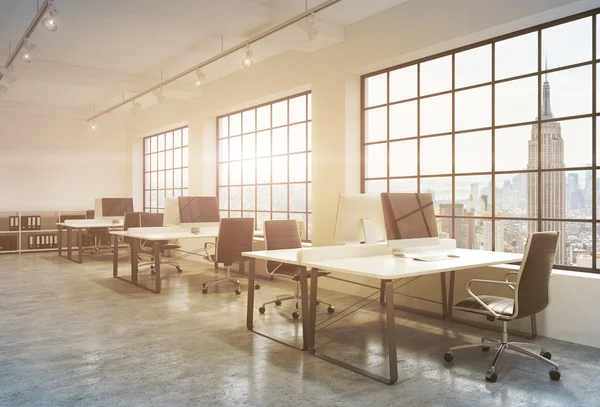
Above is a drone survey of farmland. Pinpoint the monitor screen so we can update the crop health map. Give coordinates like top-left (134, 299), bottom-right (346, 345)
top-left (380, 193), bottom-right (438, 240)
top-left (178, 196), bottom-right (220, 223)
top-left (101, 198), bottom-right (134, 217)
top-left (333, 193), bottom-right (386, 244)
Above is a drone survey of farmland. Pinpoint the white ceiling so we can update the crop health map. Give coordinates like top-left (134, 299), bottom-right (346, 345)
top-left (0, 0), bottom-right (409, 117)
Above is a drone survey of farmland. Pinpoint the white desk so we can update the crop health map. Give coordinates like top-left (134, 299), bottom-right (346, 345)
top-left (110, 227), bottom-right (218, 293)
top-left (243, 245), bottom-right (522, 384)
top-left (56, 219), bottom-right (123, 263)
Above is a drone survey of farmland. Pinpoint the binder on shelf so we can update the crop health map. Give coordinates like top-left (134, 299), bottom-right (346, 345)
top-left (9, 216), bottom-right (19, 231)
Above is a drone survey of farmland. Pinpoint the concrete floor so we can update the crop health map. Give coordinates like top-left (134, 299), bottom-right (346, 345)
top-left (1, 252), bottom-right (600, 406)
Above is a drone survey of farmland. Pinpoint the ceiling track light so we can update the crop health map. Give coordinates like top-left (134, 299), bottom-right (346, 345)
top-left (152, 87), bottom-right (166, 103)
top-left (20, 38), bottom-right (38, 64)
top-left (298, 13), bottom-right (319, 41)
top-left (242, 45), bottom-right (254, 68)
top-left (132, 99), bottom-right (142, 113)
top-left (42, 0), bottom-right (59, 32)
top-left (194, 69), bottom-right (206, 88)
top-left (0, 66), bottom-right (17, 84)
top-left (89, 120), bottom-right (97, 130)
top-left (0, 85), bottom-right (7, 96)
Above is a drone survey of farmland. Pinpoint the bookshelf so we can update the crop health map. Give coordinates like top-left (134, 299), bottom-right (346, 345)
top-left (0, 210), bottom-right (89, 254)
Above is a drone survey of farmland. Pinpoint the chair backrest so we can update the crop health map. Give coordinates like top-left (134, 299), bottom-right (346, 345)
top-left (123, 212), bottom-right (142, 231)
top-left (216, 218), bottom-right (254, 266)
top-left (264, 220), bottom-right (302, 273)
top-left (85, 210), bottom-right (95, 220)
top-left (515, 231), bottom-right (559, 318)
top-left (140, 212), bottom-right (164, 227)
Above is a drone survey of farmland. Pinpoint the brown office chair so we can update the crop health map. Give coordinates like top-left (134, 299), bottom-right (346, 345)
top-left (139, 212), bottom-right (182, 273)
top-left (201, 218), bottom-right (257, 295)
top-left (116, 212), bottom-right (143, 260)
top-left (443, 231), bottom-right (561, 382)
top-left (257, 220), bottom-right (334, 320)
top-left (83, 209), bottom-right (112, 255)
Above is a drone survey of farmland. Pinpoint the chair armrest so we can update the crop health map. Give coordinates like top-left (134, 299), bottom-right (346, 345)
top-left (466, 279), bottom-right (517, 320)
top-left (505, 271), bottom-right (519, 291)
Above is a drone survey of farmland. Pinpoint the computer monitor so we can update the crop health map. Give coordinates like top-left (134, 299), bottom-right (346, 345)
top-left (163, 197), bottom-right (180, 226)
top-left (178, 196), bottom-right (220, 224)
top-left (97, 198), bottom-right (134, 220)
top-left (380, 193), bottom-right (440, 251)
top-left (333, 193), bottom-right (386, 244)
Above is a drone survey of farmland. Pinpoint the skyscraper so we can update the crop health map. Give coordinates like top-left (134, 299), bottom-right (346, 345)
top-left (527, 73), bottom-right (565, 264)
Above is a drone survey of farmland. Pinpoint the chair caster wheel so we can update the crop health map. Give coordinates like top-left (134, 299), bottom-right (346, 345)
top-left (151, 257), bottom-right (154, 261)
top-left (258, 306), bottom-right (266, 314)
top-left (292, 311), bottom-right (300, 320)
top-left (150, 265), bottom-right (154, 270)
top-left (275, 300), bottom-right (282, 306)
top-left (549, 368), bottom-right (560, 381)
top-left (177, 267), bottom-right (182, 273)
top-left (235, 288), bottom-right (241, 295)
top-left (316, 300), bottom-right (320, 305)
top-left (541, 350), bottom-right (552, 360)
top-left (485, 370), bottom-right (497, 383)
top-left (235, 280), bottom-right (240, 285)
top-left (481, 346), bottom-right (490, 352)
top-left (327, 306), bottom-right (335, 314)
top-left (151, 269), bottom-right (155, 274)
top-left (202, 283), bottom-right (207, 288)
top-left (444, 352), bottom-right (454, 362)
top-left (202, 288), bottom-right (208, 294)
top-left (255, 283), bottom-right (260, 290)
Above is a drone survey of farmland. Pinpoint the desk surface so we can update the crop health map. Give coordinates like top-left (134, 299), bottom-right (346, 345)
top-left (302, 249), bottom-right (522, 279)
top-left (242, 248), bottom-right (302, 264)
top-left (110, 230), bottom-right (217, 241)
top-left (58, 220), bottom-right (123, 228)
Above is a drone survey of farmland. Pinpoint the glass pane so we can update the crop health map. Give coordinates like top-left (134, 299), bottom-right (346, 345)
top-left (389, 139), bottom-right (417, 177)
top-left (459, 219), bottom-right (492, 251)
top-left (150, 136), bottom-right (157, 153)
top-left (219, 117), bottom-right (229, 138)
top-left (165, 132), bottom-right (173, 149)
top-left (218, 163), bottom-right (228, 186)
top-left (365, 180), bottom-right (387, 193)
top-left (151, 171), bottom-right (157, 189)
top-left (230, 113), bottom-right (242, 136)
top-left (289, 213), bottom-right (307, 237)
top-left (174, 130), bottom-right (182, 148)
top-left (219, 139), bottom-right (228, 162)
top-left (256, 130), bottom-right (270, 157)
top-left (389, 178), bottom-right (418, 192)
top-left (256, 158), bottom-right (270, 184)
top-left (455, 85), bottom-right (491, 131)
top-left (182, 147), bottom-right (188, 168)
top-left (365, 107), bottom-right (387, 142)
top-left (289, 95), bottom-right (307, 123)
top-left (455, 175), bottom-right (493, 216)
top-left (455, 130), bottom-right (491, 173)
top-left (543, 66), bottom-right (592, 119)
top-left (541, 118), bottom-right (591, 169)
top-left (257, 185), bottom-right (270, 211)
top-left (420, 177), bottom-right (452, 213)
top-left (158, 171), bottom-right (165, 189)
top-left (495, 125), bottom-right (534, 172)
top-left (243, 186), bottom-right (255, 210)
top-left (420, 135), bottom-right (452, 175)
top-left (307, 183), bottom-right (312, 211)
top-left (289, 123), bottom-right (306, 153)
top-left (150, 190), bottom-right (157, 207)
top-left (242, 133), bottom-right (255, 159)
top-left (365, 73), bottom-right (387, 107)
top-left (165, 149), bottom-right (173, 169)
top-left (272, 156), bottom-right (288, 183)
top-left (289, 153), bottom-right (306, 182)
top-left (598, 65), bottom-right (600, 113)
top-left (307, 93), bottom-right (312, 121)
top-left (272, 184), bottom-right (288, 211)
top-left (498, 220), bottom-right (538, 253)
top-left (145, 155), bottom-right (150, 172)
top-left (307, 122), bottom-right (312, 151)
top-left (272, 213), bottom-right (287, 221)
top-left (144, 173), bottom-right (150, 189)
top-left (455, 45), bottom-right (491, 88)
top-left (230, 136), bottom-right (242, 161)
top-left (365, 143), bottom-right (387, 178)
top-left (420, 56), bottom-right (452, 96)
top-left (230, 211), bottom-right (242, 218)
top-left (165, 170), bottom-right (173, 189)
top-left (144, 191), bottom-right (150, 208)
top-left (242, 160), bottom-right (255, 185)
top-left (144, 137), bottom-right (151, 153)
top-left (229, 161), bottom-right (241, 185)
top-left (256, 212), bottom-right (270, 231)
top-left (495, 76), bottom-right (537, 125)
top-left (307, 153), bottom-right (312, 182)
top-left (272, 100), bottom-right (288, 127)
top-left (542, 17), bottom-right (592, 69)
top-left (150, 153), bottom-right (157, 171)
top-left (495, 32), bottom-right (538, 80)
top-left (389, 101), bottom-right (417, 140)
top-left (173, 169), bottom-right (182, 189)
top-left (390, 65), bottom-right (417, 102)
top-left (257, 106), bottom-right (270, 131)
top-left (230, 186), bottom-right (241, 210)
top-left (290, 184), bottom-right (307, 212)
top-left (174, 148), bottom-right (182, 168)
top-left (157, 133), bottom-right (165, 151)
top-left (182, 128), bottom-right (188, 146)
top-left (272, 127), bottom-right (287, 155)
top-left (542, 170), bottom-right (592, 219)
top-left (242, 110), bottom-right (255, 133)
top-left (495, 173), bottom-right (535, 218)
top-left (173, 189), bottom-right (182, 198)
top-left (542, 221), bottom-right (591, 267)
top-left (420, 94), bottom-right (452, 135)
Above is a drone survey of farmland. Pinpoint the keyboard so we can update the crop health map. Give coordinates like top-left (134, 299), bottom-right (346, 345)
top-left (412, 254), bottom-right (452, 262)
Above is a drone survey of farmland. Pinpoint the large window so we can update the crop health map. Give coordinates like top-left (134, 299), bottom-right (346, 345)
top-left (143, 126), bottom-right (189, 212)
top-left (362, 10), bottom-right (599, 272)
top-left (217, 92), bottom-right (312, 237)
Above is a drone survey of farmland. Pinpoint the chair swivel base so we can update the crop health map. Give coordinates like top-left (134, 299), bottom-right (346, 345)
top-left (258, 295), bottom-right (335, 319)
top-left (145, 261), bottom-right (182, 274)
top-left (444, 326), bottom-right (561, 382)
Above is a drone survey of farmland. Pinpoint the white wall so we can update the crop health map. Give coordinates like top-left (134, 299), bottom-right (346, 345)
top-left (126, 0), bottom-right (600, 347)
top-left (0, 110), bottom-right (131, 211)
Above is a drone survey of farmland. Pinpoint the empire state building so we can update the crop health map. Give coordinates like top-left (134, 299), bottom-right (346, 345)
top-left (527, 73), bottom-right (565, 264)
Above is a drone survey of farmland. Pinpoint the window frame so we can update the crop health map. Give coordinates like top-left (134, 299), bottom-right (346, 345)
top-left (361, 9), bottom-right (599, 273)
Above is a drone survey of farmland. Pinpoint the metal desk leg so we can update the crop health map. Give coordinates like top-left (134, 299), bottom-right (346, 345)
top-left (298, 266), bottom-right (310, 351)
top-left (246, 258), bottom-right (256, 330)
top-left (530, 314), bottom-right (537, 339)
top-left (447, 270), bottom-right (455, 320)
top-left (440, 273), bottom-right (448, 318)
top-left (380, 279), bottom-right (385, 306)
top-left (66, 227), bottom-right (72, 260)
top-left (77, 230), bottom-right (83, 264)
top-left (131, 239), bottom-right (139, 285)
top-left (153, 242), bottom-right (161, 293)
top-left (112, 235), bottom-right (119, 277)
top-left (57, 225), bottom-right (63, 257)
